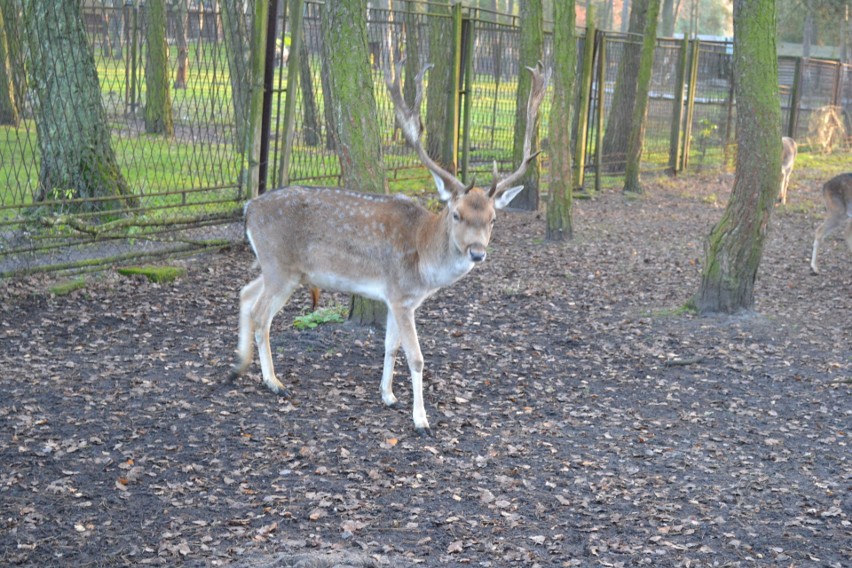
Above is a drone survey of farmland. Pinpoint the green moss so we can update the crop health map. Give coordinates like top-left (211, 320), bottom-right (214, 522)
top-left (293, 305), bottom-right (347, 330)
top-left (49, 277), bottom-right (87, 296)
top-left (116, 265), bottom-right (186, 283)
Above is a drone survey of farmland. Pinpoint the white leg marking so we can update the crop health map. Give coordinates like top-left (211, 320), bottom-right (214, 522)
top-left (381, 309), bottom-right (400, 407)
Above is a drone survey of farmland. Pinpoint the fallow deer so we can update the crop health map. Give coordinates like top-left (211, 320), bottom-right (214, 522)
top-left (779, 136), bottom-right (797, 205)
top-left (810, 172), bottom-right (852, 274)
top-left (232, 62), bottom-right (549, 434)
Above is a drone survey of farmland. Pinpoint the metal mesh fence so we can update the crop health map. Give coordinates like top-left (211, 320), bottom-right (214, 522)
top-left (1, 1), bottom-right (850, 277)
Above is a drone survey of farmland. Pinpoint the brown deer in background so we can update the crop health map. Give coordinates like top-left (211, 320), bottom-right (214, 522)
top-left (810, 173), bottom-right (852, 274)
top-left (779, 136), bottom-right (797, 205)
top-left (231, 62), bottom-right (549, 434)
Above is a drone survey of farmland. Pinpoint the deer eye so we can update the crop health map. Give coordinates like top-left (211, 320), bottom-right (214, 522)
top-left (452, 211), bottom-right (461, 222)
top-left (490, 218), bottom-right (496, 226)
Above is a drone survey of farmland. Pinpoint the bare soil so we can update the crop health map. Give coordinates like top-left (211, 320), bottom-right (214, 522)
top-left (1, 172), bottom-right (849, 567)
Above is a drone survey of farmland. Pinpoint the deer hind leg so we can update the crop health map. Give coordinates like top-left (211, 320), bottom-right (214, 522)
top-left (380, 309), bottom-right (401, 407)
top-left (811, 214), bottom-right (846, 274)
top-left (391, 306), bottom-right (429, 434)
top-left (251, 274), bottom-right (299, 395)
top-left (233, 276), bottom-right (264, 376)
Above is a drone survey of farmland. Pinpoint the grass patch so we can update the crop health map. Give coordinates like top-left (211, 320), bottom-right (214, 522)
top-left (293, 304), bottom-right (348, 330)
top-left (116, 265), bottom-right (186, 283)
top-left (49, 277), bottom-right (87, 296)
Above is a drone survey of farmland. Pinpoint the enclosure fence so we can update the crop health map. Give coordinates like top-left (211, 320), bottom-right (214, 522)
top-left (1, 1), bottom-right (851, 277)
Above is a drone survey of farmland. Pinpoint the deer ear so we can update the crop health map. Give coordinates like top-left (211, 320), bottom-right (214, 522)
top-left (494, 185), bottom-right (524, 209)
top-left (430, 172), bottom-right (454, 202)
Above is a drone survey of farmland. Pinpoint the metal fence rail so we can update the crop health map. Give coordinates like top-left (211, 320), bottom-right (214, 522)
top-left (2, 1), bottom-right (851, 277)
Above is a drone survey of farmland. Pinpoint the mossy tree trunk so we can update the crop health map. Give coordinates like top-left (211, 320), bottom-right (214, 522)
top-left (622, 0), bottom-right (660, 194)
top-left (144, 0), bottom-right (174, 135)
top-left (425, 3), bottom-right (453, 165)
top-left (0, 2), bottom-right (18, 126)
top-left (221, 0), bottom-right (251, 148)
top-left (321, 0), bottom-right (388, 326)
top-left (546, 0), bottom-right (577, 241)
top-left (695, 0), bottom-right (781, 314)
top-left (26, 0), bottom-right (136, 212)
top-left (600, 0), bottom-right (650, 173)
top-left (510, 0), bottom-right (543, 211)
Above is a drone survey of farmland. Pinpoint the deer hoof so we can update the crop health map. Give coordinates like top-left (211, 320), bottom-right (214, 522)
top-left (415, 426), bottom-right (433, 438)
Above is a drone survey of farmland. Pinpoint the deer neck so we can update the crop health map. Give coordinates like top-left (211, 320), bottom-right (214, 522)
top-left (416, 208), bottom-right (474, 289)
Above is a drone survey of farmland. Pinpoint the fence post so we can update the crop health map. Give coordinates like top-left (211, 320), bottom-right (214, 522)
top-left (258, 0), bottom-right (281, 195)
top-left (668, 36), bottom-right (689, 174)
top-left (680, 38), bottom-right (700, 172)
top-left (573, 18), bottom-right (596, 191)
top-left (442, 2), bottom-right (464, 175)
top-left (243, 0), bottom-right (271, 198)
top-left (593, 32), bottom-right (605, 194)
top-left (459, 11), bottom-right (475, 183)
top-left (277, 0), bottom-right (305, 187)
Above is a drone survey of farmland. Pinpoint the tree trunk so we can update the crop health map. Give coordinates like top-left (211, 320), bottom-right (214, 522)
top-left (803, 0), bottom-right (814, 58)
top-left (510, 0), bottom-right (544, 211)
top-left (695, 0), bottom-right (781, 314)
top-left (621, 0), bottom-right (631, 33)
top-left (622, 0), bottom-right (660, 194)
top-left (0, 2), bottom-right (18, 126)
top-left (425, 2), bottom-right (453, 164)
top-left (546, 0), bottom-right (577, 241)
top-left (173, 0), bottom-right (189, 89)
top-left (600, 0), bottom-right (650, 173)
top-left (660, 0), bottom-right (676, 37)
top-left (299, 39), bottom-right (319, 147)
top-left (1, 0), bottom-right (26, 116)
top-left (221, 0), bottom-right (251, 148)
top-left (403, 0), bottom-right (423, 110)
top-left (321, 0), bottom-right (388, 327)
top-left (26, 0), bottom-right (137, 211)
top-left (144, 0), bottom-right (174, 135)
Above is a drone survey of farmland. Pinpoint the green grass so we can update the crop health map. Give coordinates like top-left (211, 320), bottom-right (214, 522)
top-left (116, 265), bottom-right (186, 283)
top-left (293, 305), bottom-right (348, 330)
top-left (49, 277), bottom-right (87, 296)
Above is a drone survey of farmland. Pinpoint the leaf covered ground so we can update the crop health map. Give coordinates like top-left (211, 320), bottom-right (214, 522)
top-left (1, 172), bottom-right (849, 567)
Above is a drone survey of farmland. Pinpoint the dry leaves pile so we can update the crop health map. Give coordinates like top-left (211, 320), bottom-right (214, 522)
top-left (1, 173), bottom-right (849, 567)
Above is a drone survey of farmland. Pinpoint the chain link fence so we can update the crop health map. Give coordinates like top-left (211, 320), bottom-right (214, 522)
top-left (2, 1), bottom-right (851, 277)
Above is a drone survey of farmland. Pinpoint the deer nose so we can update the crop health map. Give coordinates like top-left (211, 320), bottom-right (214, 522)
top-left (469, 247), bottom-right (487, 262)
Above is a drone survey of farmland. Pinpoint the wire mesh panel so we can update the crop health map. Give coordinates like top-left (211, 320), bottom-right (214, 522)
top-left (643, 38), bottom-right (682, 172)
top-left (0, 1), bottom-right (245, 276)
top-left (686, 41), bottom-right (734, 170)
top-left (796, 58), bottom-right (845, 149)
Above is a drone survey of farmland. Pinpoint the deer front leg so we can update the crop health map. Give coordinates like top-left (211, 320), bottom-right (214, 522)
top-left (381, 310), bottom-right (401, 407)
top-left (391, 306), bottom-right (430, 435)
top-left (251, 278), bottom-right (298, 396)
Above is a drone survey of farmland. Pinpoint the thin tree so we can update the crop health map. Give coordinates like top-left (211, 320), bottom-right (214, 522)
top-left (145, 0), bottom-right (174, 135)
top-left (25, 1), bottom-right (136, 211)
top-left (321, 0), bottom-right (389, 326)
top-left (1, 0), bottom-right (25, 117)
top-left (622, 0), bottom-right (660, 193)
top-left (510, 0), bottom-right (544, 211)
top-left (546, 0), bottom-right (577, 240)
top-left (695, 0), bottom-right (781, 314)
top-left (173, 0), bottom-right (189, 89)
top-left (0, 2), bottom-right (18, 126)
top-left (600, 0), bottom-right (653, 172)
top-left (221, 0), bottom-right (251, 147)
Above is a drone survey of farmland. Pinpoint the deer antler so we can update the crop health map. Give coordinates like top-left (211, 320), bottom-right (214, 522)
top-left (384, 60), bottom-right (467, 199)
top-left (490, 62), bottom-right (550, 197)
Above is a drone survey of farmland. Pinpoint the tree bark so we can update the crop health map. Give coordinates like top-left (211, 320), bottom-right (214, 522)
top-left (622, 0), bottom-right (660, 194)
top-left (546, 0), bottom-right (577, 241)
top-left (0, 2), bottom-right (18, 126)
top-left (2, 0), bottom-right (26, 117)
top-left (221, 0), bottom-right (251, 148)
top-left (321, 0), bottom-right (388, 326)
top-left (510, 0), bottom-right (544, 211)
top-left (425, 2), bottom-right (453, 164)
top-left (173, 0), bottom-right (189, 89)
top-left (26, 0), bottom-right (137, 212)
top-left (144, 0), bottom-right (174, 135)
top-left (600, 0), bottom-right (650, 173)
top-left (660, 0), bottom-right (676, 37)
top-left (695, 0), bottom-right (781, 314)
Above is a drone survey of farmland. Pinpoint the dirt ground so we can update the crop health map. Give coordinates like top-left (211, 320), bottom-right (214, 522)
top-left (1, 172), bottom-right (849, 567)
